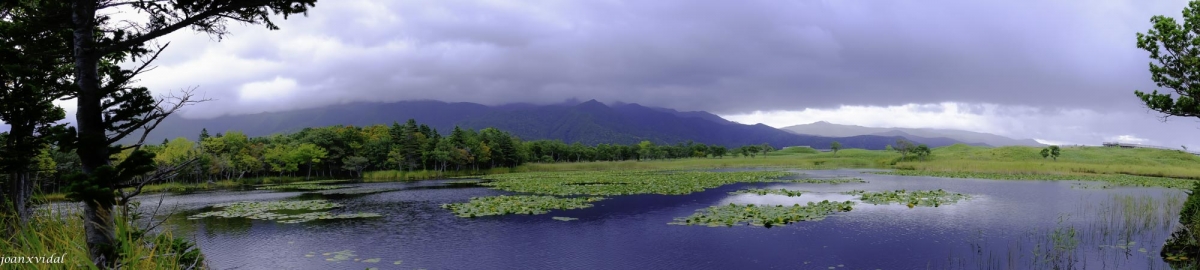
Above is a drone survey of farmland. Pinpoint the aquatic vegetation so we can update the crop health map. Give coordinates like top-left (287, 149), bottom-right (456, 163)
top-left (321, 249), bottom-right (356, 262)
top-left (847, 189), bottom-right (969, 207)
top-left (476, 170), bottom-right (796, 196)
top-left (552, 216), bottom-right (579, 221)
top-left (441, 195), bottom-right (606, 217)
top-left (782, 177), bottom-right (866, 184)
top-left (670, 200), bottom-right (855, 227)
top-left (874, 170), bottom-right (1192, 189)
top-left (729, 188), bottom-right (804, 197)
top-left (188, 200), bottom-right (381, 223)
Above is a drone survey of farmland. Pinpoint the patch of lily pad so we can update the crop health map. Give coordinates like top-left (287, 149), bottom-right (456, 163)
top-left (476, 170), bottom-right (797, 196)
top-left (321, 249), bottom-right (357, 262)
top-left (729, 188), bottom-right (804, 197)
top-left (670, 200), bottom-right (856, 227)
top-left (844, 189), bottom-right (969, 207)
top-left (441, 195), bottom-right (605, 217)
top-left (188, 200), bottom-right (381, 223)
top-left (552, 216), bottom-right (579, 221)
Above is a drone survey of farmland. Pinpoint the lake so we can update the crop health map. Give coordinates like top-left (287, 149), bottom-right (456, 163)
top-left (146, 169), bottom-right (1183, 269)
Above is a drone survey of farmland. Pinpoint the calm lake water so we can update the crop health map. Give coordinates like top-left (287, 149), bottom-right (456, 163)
top-left (144, 169), bottom-right (1184, 270)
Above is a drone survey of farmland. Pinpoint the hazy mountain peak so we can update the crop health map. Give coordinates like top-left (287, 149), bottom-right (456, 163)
top-left (783, 121), bottom-right (1042, 147)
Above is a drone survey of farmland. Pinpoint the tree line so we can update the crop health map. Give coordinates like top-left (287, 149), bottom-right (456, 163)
top-left (16, 120), bottom-right (786, 193)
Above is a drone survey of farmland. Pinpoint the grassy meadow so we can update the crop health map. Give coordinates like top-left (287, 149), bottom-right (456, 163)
top-left (36, 144), bottom-right (1200, 202)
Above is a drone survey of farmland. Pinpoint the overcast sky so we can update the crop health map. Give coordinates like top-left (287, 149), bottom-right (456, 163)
top-left (21, 0), bottom-right (1200, 148)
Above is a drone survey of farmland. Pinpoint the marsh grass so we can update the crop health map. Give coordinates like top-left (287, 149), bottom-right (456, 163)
top-left (877, 170), bottom-right (1194, 189)
top-left (895, 144), bottom-right (1200, 180)
top-left (947, 192), bottom-right (1184, 269)
top-left (0, 205), bottom-right (203, 269)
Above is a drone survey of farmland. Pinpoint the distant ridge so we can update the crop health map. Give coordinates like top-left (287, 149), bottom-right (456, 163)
top-left (144, 100), bottom-right (974, 149)
top-left (782, 121), bottom-right (1043, 147)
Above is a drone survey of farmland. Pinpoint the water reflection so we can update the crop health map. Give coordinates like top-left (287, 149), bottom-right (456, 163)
top-left (148, 170), bottom-right (1184, 270)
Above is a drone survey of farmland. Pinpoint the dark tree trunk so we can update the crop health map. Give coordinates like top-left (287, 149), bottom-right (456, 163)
top-left (71, 1), bottom-right (118, 266)
top-left (4, 172), bottom-right (33, 233)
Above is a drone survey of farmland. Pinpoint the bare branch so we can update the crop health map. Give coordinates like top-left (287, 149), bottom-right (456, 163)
top-left (111, 86), bottom-right (210, 148)
top-left (117, 157), bottom-right (198, 203)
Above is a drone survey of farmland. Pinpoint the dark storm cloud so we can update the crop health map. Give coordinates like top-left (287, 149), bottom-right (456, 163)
top-left (138, 0), bottom-right (1190, 118)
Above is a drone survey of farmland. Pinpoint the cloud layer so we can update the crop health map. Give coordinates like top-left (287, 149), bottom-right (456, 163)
top-left (720, 102), bottom-right (1200, 149)
top-left (9, 0), bottom-right (1199, 148)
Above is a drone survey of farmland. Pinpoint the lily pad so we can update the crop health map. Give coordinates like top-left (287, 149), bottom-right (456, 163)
top-left (729, 188), bottom-right (803, 197)
top-left (671, 200), bottom-right (855, 227)
top-left (844, 189), bottom-right (969, 207)
top-left (442, 195), bottom-right (604, 217)
top-left (188, 200), bottom-right (381, 223)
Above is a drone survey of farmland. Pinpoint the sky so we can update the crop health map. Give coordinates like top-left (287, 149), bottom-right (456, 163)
top-left (18, 0), bottom-right (1200, 149)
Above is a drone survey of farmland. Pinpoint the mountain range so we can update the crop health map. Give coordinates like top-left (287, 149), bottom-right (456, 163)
top-left (782, 121), bottom-right (1043, 147)
top-left (143, 100), bottom-right (978, 150)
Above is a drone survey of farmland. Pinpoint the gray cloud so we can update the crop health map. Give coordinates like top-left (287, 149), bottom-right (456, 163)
top-left (111, 0), bottom-right (1199, 146)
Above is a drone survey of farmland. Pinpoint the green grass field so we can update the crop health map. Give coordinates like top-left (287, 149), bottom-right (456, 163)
top-left (38, 144), bottom-right (1200, 202)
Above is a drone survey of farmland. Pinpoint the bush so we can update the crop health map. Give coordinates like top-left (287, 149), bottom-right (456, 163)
top-left (1163, 181), bottom-right (1200, 265)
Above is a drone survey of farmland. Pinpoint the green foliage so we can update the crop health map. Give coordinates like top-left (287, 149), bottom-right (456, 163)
top-left (1134, 0), bottom-right (1200, 119)
top-left (914, 144), bottom-right (932, 161)
top-left (0, 0), bottom-right (74, 222)
top-left (341, 155), bottom-right (369, 177)
top-left (893, 139), bottom-right (916, 159)
top-left (1039, 146), bottom-right (1062, 161)
top-left (670, 201), bottom-right (855, 227)
top-left (440, 195), bottom-right (605, 217)
top-left (830, 141), bottom-right (842, 156)
top-left (64, 150), bottom-right (157, 205)
top-left (1182, 182), bottom-right (1200, 227)
top-left (1164, 182), bottom-right (1200, 262)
